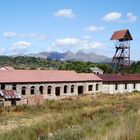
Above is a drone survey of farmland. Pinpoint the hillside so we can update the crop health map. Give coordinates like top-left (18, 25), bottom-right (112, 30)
top-left (0, 56), bottom-right (63, 70)
top-left (0, 93), bottom-right (140, 140)
top-left (128, 61), bottom-right (140, 73)
top-left (0, 56), bottom-right (113, 73)
top-left (0, 55), bottom-right (139, 73)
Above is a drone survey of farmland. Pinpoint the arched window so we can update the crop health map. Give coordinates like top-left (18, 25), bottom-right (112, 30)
top-left (115, 84), bottom-right (118, 90)
top-left (133, 83), bottom-right (136, 89)
top-left (125, 83), bottom-right (127, 90)
top-left (12, 84), bottom-right (17, 90)
top-left (1, 84), bottom-right (5, 90)
top-left (96, 84), bottom-right (99, 91)
top-left (21, 86), bottom-right (26, 95)
top-left (64, 85), bottom-right (67, 93)
top-left (88, 85), bottom-right (93, 91)
top-left (39, 86), bottom-right (43, 94)
top-left (31, 86), bottom-right (35, 95)
top-left (71, 85), bottom-right (74, 93)
top-left (47, 86), bottom-right (52, 94)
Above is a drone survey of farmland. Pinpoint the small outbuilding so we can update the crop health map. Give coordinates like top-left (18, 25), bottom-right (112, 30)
top-left (0, 66), bottom-right (15, 70)
top-left (90, 67), bottom-right (103, 74)
top-left (97, 74), bottom-right (140, 94)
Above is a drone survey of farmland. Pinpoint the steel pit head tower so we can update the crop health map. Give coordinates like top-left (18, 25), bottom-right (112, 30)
top-left (110, 29), bottom-right (133, 74)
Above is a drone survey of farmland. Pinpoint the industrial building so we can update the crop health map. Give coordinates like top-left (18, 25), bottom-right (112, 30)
top-left (0, 69), bottom-right (102, 106)
top-left (0, 69), bottom-right (140, 106)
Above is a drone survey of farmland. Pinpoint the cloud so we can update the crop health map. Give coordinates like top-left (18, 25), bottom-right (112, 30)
top-left (85, 25), bottom-right (105, 32)
top-left (47, 36), bottom-right (104, 53)
top-left (83, 40), bottom-right (104, 50)
top-left (126, 12), bottom-right (137, 22)
top-left (54, 9), bottom-right (75, 18)
top-left (19, 33), bottom-right (47, 41)
top-left (102, 12), bottom-right (137, 23)
top-left (2, 32), bottom-right (47, 41)
top-left (3, 32), bottom-right (17, 37)
top-left (55, 37), bottom-right (79, 46)
top-left (46, 37), bottom-right (79, 52)
top-left (19, 33), bottom-right (37, 38)
top-left (82, 36), bottom-right (91, 40)
top-left (102, 12), bottom-right (122, 22)
top-left (11, 41), bottom-right (31, 51)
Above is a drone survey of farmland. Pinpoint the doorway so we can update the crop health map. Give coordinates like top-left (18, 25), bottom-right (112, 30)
top-left (0, 100), bottom-right (4, 107)
top-left (55, 87), bottom-right (61, 96)
top-left (11, 100), bottom-right (16, 106)
top-left (78, 86), bottom-right (84, 95)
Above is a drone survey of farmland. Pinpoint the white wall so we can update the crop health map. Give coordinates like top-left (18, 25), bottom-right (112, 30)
top-left (102, 82), bottom-right (140, 94)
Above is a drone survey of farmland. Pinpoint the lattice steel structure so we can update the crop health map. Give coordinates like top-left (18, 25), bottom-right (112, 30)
top-left (110, 29), bottom-right (133, 74)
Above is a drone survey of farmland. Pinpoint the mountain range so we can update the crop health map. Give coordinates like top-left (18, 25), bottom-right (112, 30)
top-left (15, 51), bottom-right (111, 63)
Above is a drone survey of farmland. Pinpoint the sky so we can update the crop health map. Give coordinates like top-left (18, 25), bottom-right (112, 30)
top-left (0, 0), bottom-right (140, 60)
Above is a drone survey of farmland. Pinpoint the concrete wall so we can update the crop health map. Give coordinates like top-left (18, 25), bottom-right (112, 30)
top-left (102, 82), bottom-right (140, 94)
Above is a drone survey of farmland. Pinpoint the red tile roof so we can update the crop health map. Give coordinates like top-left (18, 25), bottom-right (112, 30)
top-left (110, 29), bottom-right (133, 41)
top-left (97, 74), bottom-right (140, 82)
top-left (0, 70), bottom-right (101, 83)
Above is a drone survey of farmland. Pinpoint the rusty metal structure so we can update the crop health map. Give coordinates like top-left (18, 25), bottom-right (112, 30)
top-left (110, 29), bottom-right (133, 74)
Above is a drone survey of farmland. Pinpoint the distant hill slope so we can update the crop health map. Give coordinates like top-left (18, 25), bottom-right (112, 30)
top-left (0, 55), bottom-right (113, 73)
top-left (0, 56), bottom-right (63, 70)
top-left (27, 50), bottom-right (111, 63)
top-left (0, 55), bottom-right (138, 73)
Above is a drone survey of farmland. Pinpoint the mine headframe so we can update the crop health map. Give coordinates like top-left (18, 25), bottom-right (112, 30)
top-left (110, 29), bottom-right (133, 74)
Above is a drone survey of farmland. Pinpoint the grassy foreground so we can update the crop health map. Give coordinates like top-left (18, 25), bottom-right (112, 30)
top-left (0, 93), bottom-right (140, 140)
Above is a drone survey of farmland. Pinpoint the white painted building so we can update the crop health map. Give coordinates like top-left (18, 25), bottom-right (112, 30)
top-left (0, 66), bottom-right (15, 70)
top-left (90, 67), bottom-right (103, 74)
top-left (97, 74), bottom-right (140, 94)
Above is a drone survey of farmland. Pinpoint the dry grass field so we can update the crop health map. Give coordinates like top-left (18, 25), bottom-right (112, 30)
top-left (0, 93), bottom-right (140, 140)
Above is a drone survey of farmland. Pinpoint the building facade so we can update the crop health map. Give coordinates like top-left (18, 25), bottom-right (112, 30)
top-left (0, 69), bottom-right (140, 106)
top-left (0, 70), bottom-right (102, 106)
